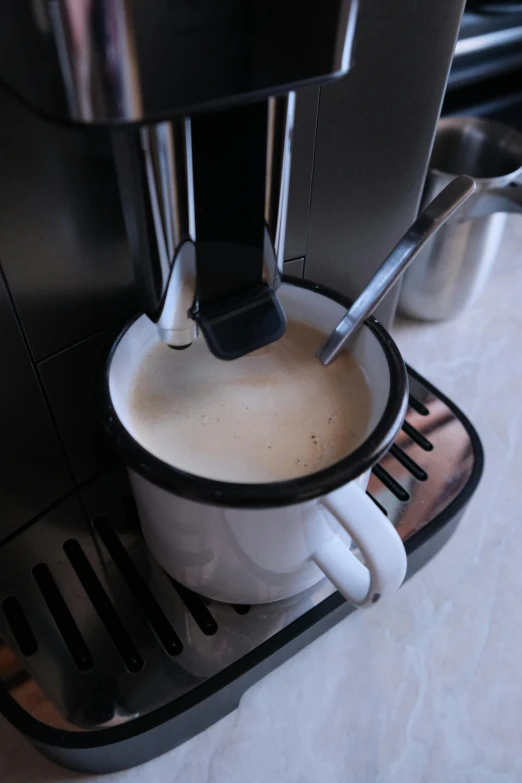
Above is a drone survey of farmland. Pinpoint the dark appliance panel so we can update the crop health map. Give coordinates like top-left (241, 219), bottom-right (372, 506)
top-left (0, 272), bottom-right (73, 539)
top-left (304, 0), bottom-right (467, 326)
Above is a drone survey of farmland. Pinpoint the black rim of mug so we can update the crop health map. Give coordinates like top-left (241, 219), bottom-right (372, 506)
top-left (103, 277), bottom-right (409, 509)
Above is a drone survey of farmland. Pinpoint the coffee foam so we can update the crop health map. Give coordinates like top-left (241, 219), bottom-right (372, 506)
top-left (129, 318), bottom-right (372, 483)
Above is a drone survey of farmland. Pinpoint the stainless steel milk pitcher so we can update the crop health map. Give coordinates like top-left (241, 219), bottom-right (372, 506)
top-left (399, 117), bottom-right (522, 321)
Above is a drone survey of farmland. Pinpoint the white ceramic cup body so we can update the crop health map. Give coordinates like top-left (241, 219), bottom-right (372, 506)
top-left (131, 470), bottom-right (374, 604)
top-left (107, 282), bottom-right (408, 607)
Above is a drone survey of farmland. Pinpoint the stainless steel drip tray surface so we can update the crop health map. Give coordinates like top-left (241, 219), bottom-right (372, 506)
top-left (0, 368), bottom-right (483, 774)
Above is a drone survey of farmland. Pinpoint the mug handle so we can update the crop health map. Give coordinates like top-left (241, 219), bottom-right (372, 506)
top-left (311, 483), bottom-right (407, 608)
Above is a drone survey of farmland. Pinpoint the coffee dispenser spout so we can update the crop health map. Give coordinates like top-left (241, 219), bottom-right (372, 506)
top-left (114, 100), bottom-right (293, 360)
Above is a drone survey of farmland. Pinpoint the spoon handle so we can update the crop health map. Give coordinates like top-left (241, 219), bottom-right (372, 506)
top-left (317, 174), bottom-right (476, 366)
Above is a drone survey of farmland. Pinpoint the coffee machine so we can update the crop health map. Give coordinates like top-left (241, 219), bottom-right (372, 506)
top-left (0, 0), bottom-right (483, 773)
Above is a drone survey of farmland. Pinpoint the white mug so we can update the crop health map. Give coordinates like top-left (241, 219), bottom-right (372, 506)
top-left (105, 280), bottom-right (409, 607)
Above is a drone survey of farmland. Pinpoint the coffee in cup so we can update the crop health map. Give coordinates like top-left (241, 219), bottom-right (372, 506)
top-left (129, 318), bottom-right (372, 483)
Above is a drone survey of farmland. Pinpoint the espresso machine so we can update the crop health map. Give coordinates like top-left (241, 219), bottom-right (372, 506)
top-left (0, 0), bottom-right (483, 773)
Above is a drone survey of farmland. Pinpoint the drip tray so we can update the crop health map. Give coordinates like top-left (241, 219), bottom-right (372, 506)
top-left (0, 368), bottom-right (483, 774)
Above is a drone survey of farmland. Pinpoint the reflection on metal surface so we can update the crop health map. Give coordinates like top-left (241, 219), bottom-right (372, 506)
top-left (263, 93), bottom-right (296, 289)
top-left (48, 0), bottom-right (143, 122)
top-left (140, 120), bottom-right (198, 348)
top-left (454, 26), bottom-right (522, 58)
top-left (0, 370), bottom-right (477, 732)
top-left (368, 372), bottom-right (475, 541)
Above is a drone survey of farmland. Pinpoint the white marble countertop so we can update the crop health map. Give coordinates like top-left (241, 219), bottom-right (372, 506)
top-left (2, 220), bottom-right (522, 783)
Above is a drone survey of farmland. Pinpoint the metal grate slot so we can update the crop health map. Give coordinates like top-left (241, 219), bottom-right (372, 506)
top-left (389, 444), bottom-right (428, 482)
top-left (366, 491), bottom-right (388, 516)
top-left (63, 539), bottom-right (144, 673)
top-left (93, 516), bottom-right (183, 656)
top-left (372, 465), bottom-right (410, 502)
top-left (232, 604), bottom-right (251, 615)
top-left (169, 579), bottom-right (218, 636)
top-left (32, 564), bottom-right (93, 671)
top-left (2, 597), bottom-right (37, 657)
top-left (408, 394), bottom-right (429, 416)
top-left (121, 495), bottom-right (141, 529)
top-left (402, 420), bottom-right (434, 451)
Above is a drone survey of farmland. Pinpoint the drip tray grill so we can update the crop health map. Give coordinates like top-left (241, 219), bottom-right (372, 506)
top-left (0, 368), bottom-right (483, 772)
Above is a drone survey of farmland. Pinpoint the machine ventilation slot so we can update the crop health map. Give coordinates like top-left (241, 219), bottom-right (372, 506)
top-left (63, 539), bottom-right (144, 673)
top-left (389, 445), bottom-right (428, 482)
top-left (32, 564), bottom-right (94, 671)
top-left (169, 579), bottom-right (218, 636)
top-left (408, 394), bottom-right (429, 416)
top-left (2, 597), bottom-right (38, 657)
top-left (372, 465), bottom-right (410, 502)
top-left (402, 420), bottom-right (434, 451)
top-left (232, 604), bottom-right (251, 615)
top-left (366, 491), bottom-right (388, 516)
top-left (93, 517), bottom-right (183, 656)
top-left (121, 494), bottom-right (141, 529)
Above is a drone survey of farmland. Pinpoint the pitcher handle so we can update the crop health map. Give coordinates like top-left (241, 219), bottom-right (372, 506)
top-left (463, 183), bottom-right (522, 220)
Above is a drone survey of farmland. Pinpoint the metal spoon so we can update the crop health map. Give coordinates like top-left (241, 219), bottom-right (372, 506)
top-left (316, 174), bottom-right (477, 366)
